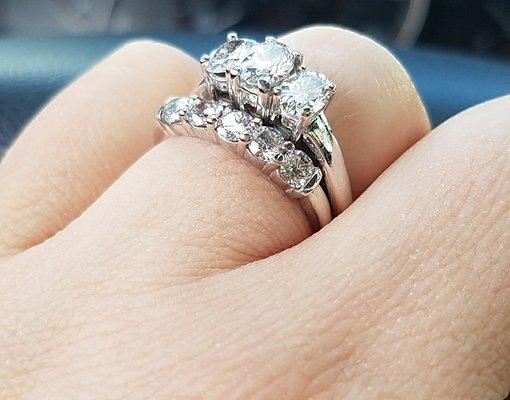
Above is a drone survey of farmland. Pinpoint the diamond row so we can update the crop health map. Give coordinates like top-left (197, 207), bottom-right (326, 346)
top-left (159, 96), bottom-right (322, 195)
top-left (200, 33), bottom-right (336, 138)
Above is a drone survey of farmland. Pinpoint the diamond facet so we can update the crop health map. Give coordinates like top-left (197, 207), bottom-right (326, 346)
top-left (239, 40), bottom-right (295, 90)
top-left (185, 98), bottom-right (224, 128)
top-left (206, 39), bottom-right (256, 75)
top-left (248, 126), bottom-right (288, 162)
top-left (279, 71), bottom-right (333, 127)
top-left (215, 110), bottom-right (254, 143)
top-left (278, 150), bottom-right (320, 191)
top-left (160, 97), bottom-right (192, 125)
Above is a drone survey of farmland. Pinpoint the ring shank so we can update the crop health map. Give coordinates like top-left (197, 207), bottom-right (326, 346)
top-left (299, 187), bottom-right (332, 230)
top-left (323, 135), bottom-right (352, 216)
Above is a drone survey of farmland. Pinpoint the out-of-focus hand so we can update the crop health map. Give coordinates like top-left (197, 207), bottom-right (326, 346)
top-left (0, 26), bottom-right (508, 399)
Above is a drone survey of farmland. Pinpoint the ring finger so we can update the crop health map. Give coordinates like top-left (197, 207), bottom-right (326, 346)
top-left (44, 26), bottom-right (431, 280)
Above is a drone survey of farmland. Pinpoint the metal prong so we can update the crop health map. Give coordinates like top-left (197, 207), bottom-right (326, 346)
top-left (282, 141), bottom-right (295, 153)
top-left (265, 35), bottom-right (277, 42)
top-left (302, 103), bottom-right (313, 117)
top-left (222, 103), bottom-right (233, 114)
top-left (206, 116), bottom-right (217, 125)
top-left (269, 168), bottom-right (290, 190)
top-left (271, 86), bottom-right (282, 117)
top-left (290, 103), bottom-right (314, 142)
top-left (251, 117), bottom-right (262, 127)
top-left (227, 31), bottom-right (238, 42)
top-left (326, 82), bottom-right (337, 93)
top-left (199, 54), bottom-right (209, 65)
top-left (256, 77), bottom-right (273, 121)
top-left (298, 65), bottom-right (307, 71)
top-left (244, 147), bottom-right (266, 170)
top-left (156, 105), bottom-right (165, 122)
top-left (292, 50), bottom-right (303, 69)
top-left (262, 160), bottom-right (280, 174)
top-left (226, 68), bottom-right (241, 108)
top-left (237, 132), bottom-right (251, 158)
top-left (258, 77), bottom-right (271, 93)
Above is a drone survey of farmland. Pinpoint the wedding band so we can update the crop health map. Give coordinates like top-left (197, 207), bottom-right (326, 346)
top-left (157, 32), bottom-right (352, 229)
top-left (158, 97), bottom-right (331, 229)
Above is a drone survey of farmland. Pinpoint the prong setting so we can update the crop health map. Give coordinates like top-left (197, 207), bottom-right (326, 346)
top-left (226, 31), bottom-right (238, 42)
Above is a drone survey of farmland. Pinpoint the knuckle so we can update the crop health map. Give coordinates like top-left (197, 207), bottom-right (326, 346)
top-left (113, 39), bottom-right (178, 59)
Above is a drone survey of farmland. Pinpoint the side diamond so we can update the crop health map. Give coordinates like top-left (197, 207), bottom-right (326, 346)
top-left (278, 71), bottom-right (334, 128)
top-left (206, 39), bottom-right (256, 75)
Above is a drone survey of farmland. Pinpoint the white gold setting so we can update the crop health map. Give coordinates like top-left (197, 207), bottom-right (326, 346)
top-left (158, 32), bottom-right (353, 229)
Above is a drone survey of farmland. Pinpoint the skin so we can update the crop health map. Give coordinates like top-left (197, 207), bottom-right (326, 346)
top-left (0, 26), bottom-right (508, 399)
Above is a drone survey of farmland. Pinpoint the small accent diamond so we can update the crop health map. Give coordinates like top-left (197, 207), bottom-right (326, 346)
top-left (160, 97), bottom-right (192, 125)
top-left (216, 110), bottom-right (254, 143)
top-left (278, 150), bottom-right (320, 191)
top-left (185, 98), bottom-right (224, 128)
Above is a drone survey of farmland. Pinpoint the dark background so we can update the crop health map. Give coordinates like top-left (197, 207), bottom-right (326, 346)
top-left (1, 0), bottom-right (510, 152)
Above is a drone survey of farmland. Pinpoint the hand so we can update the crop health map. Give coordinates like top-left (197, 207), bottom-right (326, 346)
top-left (0, 26), bottom-right (508, 399)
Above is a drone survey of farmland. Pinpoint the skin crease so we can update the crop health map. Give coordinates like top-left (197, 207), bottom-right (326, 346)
top-left (0, 26), bottom-right (508, 399)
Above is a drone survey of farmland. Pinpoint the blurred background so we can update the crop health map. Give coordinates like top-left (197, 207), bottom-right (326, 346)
top-left (1, 0), bottom-right (510, 151)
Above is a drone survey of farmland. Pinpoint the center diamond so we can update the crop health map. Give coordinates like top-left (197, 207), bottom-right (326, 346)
top-left (215, 110), bottom-right (254, 143)
top-left (279, 71), bottom-right (332, 123)
top-left (239, 40), bottom-right (295, 90)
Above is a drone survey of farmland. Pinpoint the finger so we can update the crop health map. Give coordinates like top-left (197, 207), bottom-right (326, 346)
top-left (54, 136), bottom-right (313, 282)
top-left (0, 40), bottom-right (201, 258)
top-left (45, 26), bottom-right (431, 281)
top-left (205, 95), bottom-right (508, 398)
top-left (2, 97), bottom-right (506, 398)
top-left (281, 26), bottom-right (431, 197)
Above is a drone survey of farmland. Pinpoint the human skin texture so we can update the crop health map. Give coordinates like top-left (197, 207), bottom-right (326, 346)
top-left (0, 26), bottom-right (508, 399)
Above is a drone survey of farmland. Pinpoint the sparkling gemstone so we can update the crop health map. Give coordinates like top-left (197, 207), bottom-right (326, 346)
top-left (278, 150), bottom-right (320, 191)
top-left (160, 97), bottom-right (192, 124)
top-left (215, 110), bottom-right (254, 142)
top-left (239, 40), bottom-right (295, 89)
top-left (206, 39), bottom-right (256, 75)
top-left (248, 127), bottom-right (288, 162)
top-left (279, 71), bottom-right (332, 121)
top-left (185, 98), bottom-right (224, 128)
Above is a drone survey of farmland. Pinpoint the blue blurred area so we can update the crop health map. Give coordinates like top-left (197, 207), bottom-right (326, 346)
top-left (1, 32), bottom-right (510, 151)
